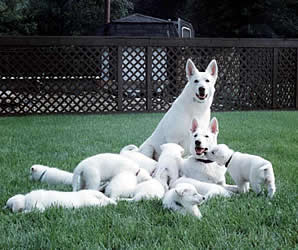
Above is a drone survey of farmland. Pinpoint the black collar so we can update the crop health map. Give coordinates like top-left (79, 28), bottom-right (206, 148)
top-left (174, 201), bottom-right (183, 208)
top-left (225, 154), bottom-right (234, 168)
top-left (38, 170), bottom-right (47, 182)
top-left (195, 159), bottom-right (214, 164)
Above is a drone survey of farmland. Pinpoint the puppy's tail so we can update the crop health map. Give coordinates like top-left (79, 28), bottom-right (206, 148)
top-left (120, 144), bottom-right (139, 154)
top-left (263, 164), bottom-right (276, 198)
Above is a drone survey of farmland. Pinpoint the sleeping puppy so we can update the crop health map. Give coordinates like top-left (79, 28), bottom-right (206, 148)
top-left (171, 177), bottom-right (234, 200)
top-left (162, 183), bottom-right (206, 219)
top-left (206, 144), bottom-right (276, 198)
top-left (4, 189), bottom-right (116, 213)
top-left (104, 170), bottom-right (151, 199)
top-left (30, 164), bottom-right (73, 185)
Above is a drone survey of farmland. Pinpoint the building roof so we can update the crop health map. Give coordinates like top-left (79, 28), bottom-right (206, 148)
top-left (113, 13), bottom-right (170, 23)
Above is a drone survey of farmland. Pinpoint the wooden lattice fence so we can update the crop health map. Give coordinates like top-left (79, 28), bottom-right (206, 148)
top-left (0, 37), bottom-right (297, 115)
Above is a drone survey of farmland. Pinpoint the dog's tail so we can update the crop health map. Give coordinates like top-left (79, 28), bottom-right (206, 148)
top-left (120, 144), bottom-right (139, 154)
top-left (263, 163), bottom-right (276, 198)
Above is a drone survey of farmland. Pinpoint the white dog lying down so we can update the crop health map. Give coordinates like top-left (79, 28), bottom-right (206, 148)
top-left (72, 153), bottom-right (150, 191)
top-left (30, 164), bottom-right (73, 185)
top-left (5, 189), bottom-right (116, 213)
top-left (206, 144), bottom-right (276, 198)
top-left (163, 183), bottom-right (206, 219)
top-left (120, 144), bottom-right (157, 175)
top-left (138, 59), bottom-right (218, 159)
top-left (104, 170), bottom-right (151, 199)
top-left (153, 143), bottom-right (185, 190)
top-left (171, 177), bottom-right (234, 200)
top-left (181, 118), bottom-right (227, 185)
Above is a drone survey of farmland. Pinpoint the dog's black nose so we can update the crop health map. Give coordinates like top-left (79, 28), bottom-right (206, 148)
top-left (198, 87), bottom-right (205, 95)
top-left (202, 196), bottom-right (206, 200)
top-left (195, 140), bottom-right (201, 146)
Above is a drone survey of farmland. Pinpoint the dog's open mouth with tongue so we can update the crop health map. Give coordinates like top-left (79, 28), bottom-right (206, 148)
top-left (195, 93), bottom-right (208, 101)
top-left (195, 147), bottom-right (207, 156)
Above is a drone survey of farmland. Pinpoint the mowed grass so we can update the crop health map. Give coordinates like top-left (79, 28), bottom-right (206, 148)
top-left (0, 111), bottom-right (297, 249)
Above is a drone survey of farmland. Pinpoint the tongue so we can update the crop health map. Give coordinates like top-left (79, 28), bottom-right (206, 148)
top-left (196, 148), bottom-right (205, 155)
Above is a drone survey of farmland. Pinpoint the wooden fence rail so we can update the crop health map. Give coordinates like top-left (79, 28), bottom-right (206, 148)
top-left (0, 37), bottom-right (297, 115)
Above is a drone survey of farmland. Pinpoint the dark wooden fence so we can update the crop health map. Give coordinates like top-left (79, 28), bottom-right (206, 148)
top-left (0, 37), bottom-right (297, 115)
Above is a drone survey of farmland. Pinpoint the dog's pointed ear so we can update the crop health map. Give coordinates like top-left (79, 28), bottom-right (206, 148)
top-left (190, 118), bottom-right (198, 133)
top-left (206, 59), bottom-right (218, 81)
top-left (186, 59), bottom-right (198, 80)
top-left (209, 117), bottom-right (219, 134)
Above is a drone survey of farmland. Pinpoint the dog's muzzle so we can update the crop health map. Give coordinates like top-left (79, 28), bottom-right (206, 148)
top-left (195, 87), bottom-right (208, 101)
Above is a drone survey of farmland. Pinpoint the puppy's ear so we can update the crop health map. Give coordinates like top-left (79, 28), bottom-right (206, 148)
top-left (186, 59), bottom-right (198, 80)
top-left (209, 117), bottom-right (219, 135)
top-left (206, 59), bottom-right (218, 81)
top-left (190, 118), bottom-right (198, 133)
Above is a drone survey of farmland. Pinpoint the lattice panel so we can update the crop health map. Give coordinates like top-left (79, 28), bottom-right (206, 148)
top-left (0, 39), bottom-right (297, 116)
top-left (121, 47), bottom-right (147, 111)
top-left (276, 48), bottom-right (297, 108)
top-left (0, 46), bottom-right (119, 114)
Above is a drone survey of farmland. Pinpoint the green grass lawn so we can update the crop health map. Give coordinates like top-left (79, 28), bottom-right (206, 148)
top-left (0, 111), bottom-right (297, 249)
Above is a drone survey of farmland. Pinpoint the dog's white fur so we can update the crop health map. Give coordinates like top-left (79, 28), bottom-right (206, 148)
top-left (122, 177), bottom-right (165, 202)
top-left (72, 153), bottom-right (150, 191)
top-left (153, 143), bottom-right (184, 189)
top-left (5, 189), bottom-right (116, 213)
top-left (138, 59), bottom-right (218, 159)
top-left (206, 144), bottom-right (276, 198)
top-left (163, 183), bottom-right (205, 219)
top-left (104, 170), bottom-right (151, 199)
top-left (30, 164), bottom-right (73, 185)
top-left (120, 145), bottom-right (157, 175)
top-left (171, 177), bottom-right (234, 200)
top-left (181, 118), bottom-right (227, 185)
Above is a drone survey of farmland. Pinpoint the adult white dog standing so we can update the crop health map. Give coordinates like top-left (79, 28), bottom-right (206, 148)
top-left (138, 58), bottom-right (218, 159)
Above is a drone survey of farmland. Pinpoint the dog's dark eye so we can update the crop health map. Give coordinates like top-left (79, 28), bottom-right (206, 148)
top-left (194, 134), bottom-right (198, 138)
top-left (206, 79), bottom-right (210, 83)
top-left (211, 152), bottom-right (215, 155)
top-left (205, 135), bottom-right (209, 138)
top-left (194, 80), bottom-right (199, 83)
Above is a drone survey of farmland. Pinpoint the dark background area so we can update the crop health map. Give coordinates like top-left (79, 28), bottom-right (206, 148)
top-left (0, 0), bottom-right (298, 37)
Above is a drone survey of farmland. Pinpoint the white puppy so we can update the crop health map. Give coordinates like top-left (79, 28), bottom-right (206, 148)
top-left (120, 145), bottom-right (158, 175)
top-left (104, 170), bottom-right (151, 199)
top-left (171, 177), bottom-right (234, 200)
top-left (30, 164), bottom-right (73, 185)
top-left (153, 143), bottom-right (184, 189)
top-left (206, 144), bottom-right (276, 198)
top-left (5, 189), bottom-right (116, 213)
top-left (122, 175), bottom-right (166, 202)
top-left (138, 59), bottom-right (218, 159)
top-left (181, 118), bottom-right (227, 185)
top-left (72, 153), bottom-right (150, 191)
top-left (163, 183), bottom-right (205, 219)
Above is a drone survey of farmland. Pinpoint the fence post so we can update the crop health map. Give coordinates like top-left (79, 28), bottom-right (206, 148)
top-left (272, 48), bottom-right (278, 109)
top-left (296, 48), bottom-right (298, 109)
top-left (146, 46), bottom-right (153, 112)
top-left (117, 46), bottom-right (123, 112)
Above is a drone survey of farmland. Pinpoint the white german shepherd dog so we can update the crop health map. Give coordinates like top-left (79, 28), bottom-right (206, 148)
top-left (138, 58), bottom-right (218, 159)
